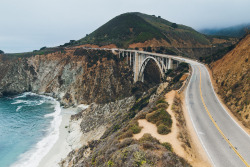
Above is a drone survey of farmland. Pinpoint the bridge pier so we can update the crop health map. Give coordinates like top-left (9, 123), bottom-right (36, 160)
top-left (133, 51), bottom-right (139, 82)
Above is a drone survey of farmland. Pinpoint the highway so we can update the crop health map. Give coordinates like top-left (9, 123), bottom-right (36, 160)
top-left (84, 47), bottom-right (250, 166)
top-left (185, 61), bottom-right (250, 167)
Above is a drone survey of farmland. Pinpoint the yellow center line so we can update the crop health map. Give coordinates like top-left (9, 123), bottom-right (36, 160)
top-left (198, 67), bottom-right (249, 167)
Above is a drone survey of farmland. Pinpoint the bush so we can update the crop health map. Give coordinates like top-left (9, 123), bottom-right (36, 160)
top-left (156, 97), bottom-right (168, 105)
top-left (171, 23), bottom-right (178, 28)
top-left (142, 141), bottom-right (156, 150)
top-left (118, 138), bottom-right (135, 148)
top-left (130, 124), bottom-right (142, 134)
top-left (119, 130), bottom-right (133, 139)
top-left (135, 112), bottom-right (146, 119)
top-left (157, 124), bottom-right (171, 134)
top-left (156, 103), bottom-right (169, 109)
top-left (0, 50), bottom-right (4, 54)
top-left (146, 108), bottom-right (172, 128)
top-left (108, 160), bottom-right (114, 167)
top-left (139, 133), bottom-right (160, 144)
top-left (161, 142), bottom-right (173, 152)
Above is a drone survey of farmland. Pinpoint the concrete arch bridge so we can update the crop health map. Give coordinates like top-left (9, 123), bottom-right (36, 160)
top-left (115, 49), bottom-right (185, 82)
top-left (83, 47), bottom-right (186, 82)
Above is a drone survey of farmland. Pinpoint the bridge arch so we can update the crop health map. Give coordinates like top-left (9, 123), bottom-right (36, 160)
top-left (138, 56), bottom-right (165, 82)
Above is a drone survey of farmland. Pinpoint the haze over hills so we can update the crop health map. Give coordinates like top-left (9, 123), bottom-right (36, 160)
top-left (200, 23), bottom-right (250, 38)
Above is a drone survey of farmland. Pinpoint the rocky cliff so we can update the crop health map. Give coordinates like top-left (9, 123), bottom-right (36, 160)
top-left (0, 49), bottom-right (136, 106)
top-left (61, 84), bottom-right (191, 167)
top-left (0, 48), bottom-right (192, 166)
top-left (211, 34), bottom-right (250, 128)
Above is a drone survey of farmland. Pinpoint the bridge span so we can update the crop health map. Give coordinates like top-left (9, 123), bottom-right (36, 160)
top-left (84, 47), bottom-right (187, 82)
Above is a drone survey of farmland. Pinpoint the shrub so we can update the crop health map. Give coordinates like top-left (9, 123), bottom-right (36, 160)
top-left (171, 23), bottom-right (178, 28)
top-left (156, 97), bottom-right (168, 105)
top-left (118, 138), bottom-right (135, 148)
top-left (146, 108), bottom-right (172, 128)
top-left (130, 124), bottom-right (142, 134)
top-left (161, 142), bottom-right (173, 152)
top-left (139, 133), bottom-right (160, 144)
top-left (142, 141), bottom-right (156, 150)
top-left (156, 103), bottom-right (169, 109)
top-left (135, 112), bottom-right (146, 119)
top-left (119, 130), bottom-right (133, 139)
top-left (157, 124), bottom-right (171, 134)
top-left (108, 160), bottom-right (114, 167)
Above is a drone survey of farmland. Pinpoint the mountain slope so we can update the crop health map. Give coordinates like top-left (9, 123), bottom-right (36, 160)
top-left (71, 12), bottom-right (236, 59)
top-left (200, 23), bottom-right (250, 38)
top-left (77, 13), bottom-right (166, 48)
top-left (75, 12), bottom-right (211, 48)
top-left (211, 34), bottom-right (250, 127)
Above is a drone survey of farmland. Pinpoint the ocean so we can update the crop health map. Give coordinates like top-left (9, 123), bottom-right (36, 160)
top-left (0, 92), bottom-right (62, 167)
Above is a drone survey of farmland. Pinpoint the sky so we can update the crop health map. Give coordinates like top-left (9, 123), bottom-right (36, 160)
top-left (1, 0), bottom-right (250, 53)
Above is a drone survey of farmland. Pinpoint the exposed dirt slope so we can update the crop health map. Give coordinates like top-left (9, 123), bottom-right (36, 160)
top-left (211, 34), bottom-right (250, 128)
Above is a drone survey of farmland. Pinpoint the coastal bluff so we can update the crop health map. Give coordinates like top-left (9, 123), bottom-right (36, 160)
top-left (0, 49), bottom-right (136, 106)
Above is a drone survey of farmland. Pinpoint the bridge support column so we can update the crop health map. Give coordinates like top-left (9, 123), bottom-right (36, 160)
top-left (130, 52), bottom-right (132, 66)
top-left (168, 58), bottom-right (173, 69)
top-left (133, 52), bottom-right (139, 82)
top-left (176, 61), bottom-right (179, 68)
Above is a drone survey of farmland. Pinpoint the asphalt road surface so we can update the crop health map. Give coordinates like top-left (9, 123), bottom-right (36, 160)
top-left (185, 61), bottom-right (250, 167)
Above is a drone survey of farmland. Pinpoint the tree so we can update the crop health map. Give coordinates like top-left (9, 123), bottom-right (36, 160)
top-left (0, 50), bottom-right (4, 54)
top-left (171, 23), bottom-right (178, 28)
top-left (146, 47), bottom-right (152, 52)
top-left (40, 46), bottom-right (47, 50)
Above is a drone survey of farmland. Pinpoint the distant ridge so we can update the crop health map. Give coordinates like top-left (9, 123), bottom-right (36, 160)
top-left (200, 23), bottom-right (250, 38)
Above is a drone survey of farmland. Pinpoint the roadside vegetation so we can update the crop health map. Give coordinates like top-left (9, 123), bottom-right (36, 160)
top-left (165, 62), bottom-right (189, 90)
top-left (146, 97), bottom-right (172, 135)
top-left (62, 78), bottom-right (191, 166)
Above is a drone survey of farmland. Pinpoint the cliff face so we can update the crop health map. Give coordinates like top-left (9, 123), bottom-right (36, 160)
top-left (211, 34), bottom-right (250, 127)
top-left (61, 86), bottom-right (190, 167)
top-left (0, 49), bottom-right (134, 106)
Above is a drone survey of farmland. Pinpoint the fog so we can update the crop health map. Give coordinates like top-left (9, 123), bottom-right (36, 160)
top-left (1, 0), bottom-right (249, 53)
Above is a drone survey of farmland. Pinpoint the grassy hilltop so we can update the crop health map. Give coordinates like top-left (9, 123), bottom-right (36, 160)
top-left (74, 12), bottom-right (210, 48)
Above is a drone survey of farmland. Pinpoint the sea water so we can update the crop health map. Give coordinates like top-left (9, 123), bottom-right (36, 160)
top-left (0, 92), bottom-right (62, 167)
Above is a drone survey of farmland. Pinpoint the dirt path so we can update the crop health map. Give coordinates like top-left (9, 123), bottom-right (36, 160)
top-left (134, 91), bottom-right (185, 157)
top-left (133, 90), bottom-right (211, 167)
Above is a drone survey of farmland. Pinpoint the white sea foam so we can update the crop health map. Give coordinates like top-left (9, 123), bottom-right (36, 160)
top-left (10, 94), bottom-right (62, 167)
top-left (16, 106), bottom-right (22, 112)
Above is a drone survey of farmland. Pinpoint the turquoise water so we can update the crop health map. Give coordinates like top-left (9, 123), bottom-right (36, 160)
top-left (0, 92), bottom-right (61, 167)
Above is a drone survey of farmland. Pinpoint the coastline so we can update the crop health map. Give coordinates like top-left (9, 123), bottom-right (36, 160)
top-left (38, 107), bottom-right (77, 167)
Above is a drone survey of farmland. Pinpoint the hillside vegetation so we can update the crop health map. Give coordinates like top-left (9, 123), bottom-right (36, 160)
top-left (75, 12), bottom-right (210, 48)
top-left (65, 12), bottom-right (237, 59)
top-left (211, 34), bottom-right (250, 128)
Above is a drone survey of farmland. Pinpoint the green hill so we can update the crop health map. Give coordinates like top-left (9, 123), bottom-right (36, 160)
top-left (4, 12), bottom-right (237, 59)
top-left (73, 12), bottom-right (211, 48)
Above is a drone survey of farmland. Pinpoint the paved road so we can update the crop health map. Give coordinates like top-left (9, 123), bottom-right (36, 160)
top-left (185, 61), bottom-right (250, 167)
top-left (85, 47), bottom-right (250, 166)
